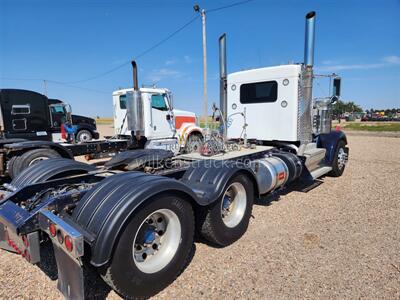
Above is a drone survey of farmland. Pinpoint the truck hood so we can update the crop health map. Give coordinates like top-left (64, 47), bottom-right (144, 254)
top-left (71, 114), bottom-right (97, 128)
top-left (172, 109), bottom-right (196, 118)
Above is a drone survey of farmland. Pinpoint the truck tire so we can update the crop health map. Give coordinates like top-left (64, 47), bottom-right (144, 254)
top-left (100, 193), bottom-right (194, 299)
top-left (199, 173), bottom-right (254, 246)
top-left (11, 149), bottom-right (61, 179)
top-left (7, 156), bottom-right (19, 179)
top-left (76, 129), bottom-right (93, 143)
top-left (185, 133), bottom-right (203, 153)
top-left (328, 140), bottom-right (347, 177)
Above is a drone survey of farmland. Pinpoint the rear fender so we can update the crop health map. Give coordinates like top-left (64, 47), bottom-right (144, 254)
top-left (71, 172), bottom-right (199, 267)
top-left (11, 158), bottom-right (96, 189)
top-left (181, 160), bottom-right (259, 205)
top-left (316, 130), bottom-right (347, 164)
top-left (177, 123), bottom-right (203, 147)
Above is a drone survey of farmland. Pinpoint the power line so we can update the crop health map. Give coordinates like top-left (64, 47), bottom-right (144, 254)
top-left (64, 61), bottom-right (131, 85)
top-left (135, 14), bottom-right (200, 60)
top-left (1, 1), bottom-right (256, 88)
top-left (65, 14), bottom-right (200, 85)
top-left (208, 0), bottom-right (255, 13)
top-left (47, 80), bottom-right (109, 94)
top-left (0, 77), bottom-right (109, 94)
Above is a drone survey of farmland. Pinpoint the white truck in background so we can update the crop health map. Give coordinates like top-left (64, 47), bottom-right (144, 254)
top-left (113, 86), bottom-right (203, 153)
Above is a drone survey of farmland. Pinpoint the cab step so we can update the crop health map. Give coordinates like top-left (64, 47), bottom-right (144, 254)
top-left (310, 166), bottom-right (332, 179)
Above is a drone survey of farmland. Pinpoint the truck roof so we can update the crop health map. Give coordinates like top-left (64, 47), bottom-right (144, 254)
top-left (0, 88), bottom-right (45, 98)
top-left (228, 64), bottom-right (302, 83)
top-left (113, 87), bottom-right (170, 96)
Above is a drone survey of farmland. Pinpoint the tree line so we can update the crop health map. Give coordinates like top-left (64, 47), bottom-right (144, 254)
top-left (332, 100), bottom-right (363, 116)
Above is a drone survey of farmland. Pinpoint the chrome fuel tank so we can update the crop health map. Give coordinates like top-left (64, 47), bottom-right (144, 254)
top-left (251, 156), bottom-right (289, 195)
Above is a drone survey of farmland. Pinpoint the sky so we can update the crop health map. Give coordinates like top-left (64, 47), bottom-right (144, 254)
top-left (1, 0), bottom-right (399, 117)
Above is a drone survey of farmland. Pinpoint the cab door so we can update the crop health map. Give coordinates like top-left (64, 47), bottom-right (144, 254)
top-left (49, 104), bottom-right (67, 130)
top-left (148, 94), bottom-right (174, 139)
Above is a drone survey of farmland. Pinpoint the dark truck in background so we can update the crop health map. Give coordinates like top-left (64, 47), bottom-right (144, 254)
top-left (0, 89), bottom-right (99, 142)
top-left (0, 89), bottom-right (130, 178)
top-left (48, 98), bottom-right (99, 142)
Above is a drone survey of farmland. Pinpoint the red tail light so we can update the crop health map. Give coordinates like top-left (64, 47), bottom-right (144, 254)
top-left (21, 235), bottom-right (29, 247)
top-left (65, 235), bottom-right (73, 252)
top-left (49, 223), bottom-right (56, 237)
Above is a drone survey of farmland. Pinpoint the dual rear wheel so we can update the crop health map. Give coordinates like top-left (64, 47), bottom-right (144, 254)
top-left (103, 173), bottom-right (254, 298)
top-left (8, 149), bottom-right (61, 179)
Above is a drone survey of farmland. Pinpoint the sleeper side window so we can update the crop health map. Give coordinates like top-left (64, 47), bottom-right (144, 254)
top-left (240, 81), bottom-right (278, 104)
top-left (11, 104), bottom-right (31, 115)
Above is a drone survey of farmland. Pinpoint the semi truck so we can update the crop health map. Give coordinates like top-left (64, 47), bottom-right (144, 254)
top-left (0, 86), bottom-right (201, 179)
top-left (0, 11), bottom-right (348, 299)
top-left (48, 98), bottom-right (99, 142)
top-left (112, 85), bottom-right (203, 153)
top-left (0, 89), bottom-right (99, 142)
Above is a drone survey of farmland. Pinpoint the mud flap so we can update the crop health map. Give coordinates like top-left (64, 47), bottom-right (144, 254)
top-left (53, 244), bottom-right (85, 300)
top-left (0, 223), bottom-right (14, 252)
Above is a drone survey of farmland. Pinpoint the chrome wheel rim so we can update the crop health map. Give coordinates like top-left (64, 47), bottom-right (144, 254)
top-left (187, 137), bottom-right (202, 153)
top-left (29, 157), bottom-right (49, 166)
top-left (337, 148), bottom-right (347, 170)
top-left (78, 132), bottom-right (91, 142)
top-left (133, 208), bottom-right (181, 274)
top-left (221, 182), bottom-right (247, 228)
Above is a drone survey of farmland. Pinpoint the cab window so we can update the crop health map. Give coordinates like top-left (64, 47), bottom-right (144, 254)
top-left (51, 105), bottom-right (65, 114)
top-left (120, 95), bottom-right (127, 109)
top-left (11, 104), bottom-right (30, 115)
top-left (151, 94), bottom-right (168, 111)
top-left (240, 81), bottom-right (278, 104)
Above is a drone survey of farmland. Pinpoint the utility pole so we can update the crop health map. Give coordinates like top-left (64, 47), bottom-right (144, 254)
top-left (194, 4), bottom-right (208, 129)
top-left (43, 80), bottom-right (48, 96)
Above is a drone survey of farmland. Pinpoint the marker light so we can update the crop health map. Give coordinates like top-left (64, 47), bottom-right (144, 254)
top-left (49, 223), bottom-right (57, 237)
top-left (56, 230), bottom-right (64, 244)
top-left (21, 235), bottom-right (29, 247)
top-left (65, 235), bottom-right (73, 252)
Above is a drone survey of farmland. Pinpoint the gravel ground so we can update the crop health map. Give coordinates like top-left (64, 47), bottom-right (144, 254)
top-left (0, 134), bottom-right (399, 299)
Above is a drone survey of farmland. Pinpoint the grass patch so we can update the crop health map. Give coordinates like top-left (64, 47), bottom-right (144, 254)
top-left (343, 122), bottom-right (400, 132)
top-left (96, 118), bottom-right (113, 125)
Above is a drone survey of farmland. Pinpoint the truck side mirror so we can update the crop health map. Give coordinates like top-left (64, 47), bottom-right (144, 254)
top-left (333, 77), bottom-right (341, 97)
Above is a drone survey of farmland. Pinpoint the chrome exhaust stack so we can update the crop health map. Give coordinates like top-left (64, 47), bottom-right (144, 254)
top-left (304, 11), bottom-right (316, 67)
top-left (299, 11), bottom-right (316, 144)
top-left (219, 34), bottom-right (227, 138)
top-left (127, 61), bottom-right (144, 139)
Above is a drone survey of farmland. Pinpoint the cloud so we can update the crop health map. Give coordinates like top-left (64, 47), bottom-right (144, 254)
top-left (383, 55), bottom-right (400, 64)
top-left (184, 55), bottom-right (193, 64)
top-left (317, 55), bottom-right (400, 72)
top-left (165, 59), bottom-right (177, 66)
top-left (147, 68), bottom-right (184, 82)
top-left (317, 63), bottom-right (385, 72)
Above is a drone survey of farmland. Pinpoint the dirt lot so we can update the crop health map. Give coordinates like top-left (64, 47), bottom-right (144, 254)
top-left (0, 131), bottom-right (399, 299)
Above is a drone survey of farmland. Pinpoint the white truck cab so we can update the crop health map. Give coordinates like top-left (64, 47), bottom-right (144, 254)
top-left (113, 87), bottom-right (202, 152)
top-left (227, 64), bottom-right (302, 142)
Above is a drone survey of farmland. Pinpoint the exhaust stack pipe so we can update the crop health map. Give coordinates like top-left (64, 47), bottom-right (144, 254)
top-left (299, 11), bottom-right (316, 144)
top-left (132, 61), bottom-right (139, 91)
top-left (304, 11), bottom-right (316, 67)
top-left (127, 60), bottom-right (144, 139)
top-left (219, 34), bottom-right (227, 137)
